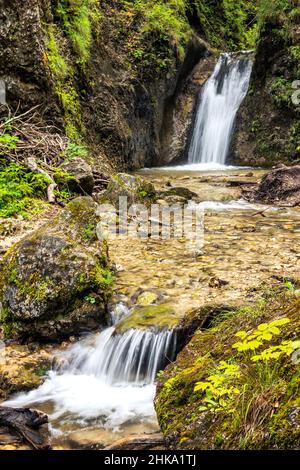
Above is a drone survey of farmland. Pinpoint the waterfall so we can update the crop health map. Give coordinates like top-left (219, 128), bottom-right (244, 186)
top-left (188, 53), bottom-right (253, 166)
top-left (5, 304), bottom-right (177, 430)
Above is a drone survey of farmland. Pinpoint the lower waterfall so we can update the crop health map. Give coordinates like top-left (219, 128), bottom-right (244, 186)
top-left (5, 304), bottom-right (177, 431)
top-left (188, 52), bottom-right (253, 165)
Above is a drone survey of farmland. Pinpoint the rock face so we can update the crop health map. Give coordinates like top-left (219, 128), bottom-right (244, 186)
top-left (0, 1), bottom-right (210, 171)
top-left (248, 165), bottom-right (300, 206)
top-left (0, 197), bottom-right (112, 341)
top-left (159, 55), bottom-right (216, 165)
top-left (60, 157), bottom-right (95, 195)
top-left (232, 12), bottom-right (300, 167)
top-left (0, 0), bottom-right (58, 123)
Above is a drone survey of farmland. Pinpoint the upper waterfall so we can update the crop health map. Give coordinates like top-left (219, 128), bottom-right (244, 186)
top-left (188, 53), bottom-right (253, 165)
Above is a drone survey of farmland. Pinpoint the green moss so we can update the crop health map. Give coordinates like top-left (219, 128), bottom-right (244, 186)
top-left (83, 222), bottom-right (97, 242)
top-left (56, 0), bottom-right (101, 66)
top-left (116, 303), bottom-right (178, 333)
top-left (0, 161), bottom-right (50, 218)
top-left (45, 26), bottom-right (84, 142)
top-left (46, 29), bottom-right (69, 80)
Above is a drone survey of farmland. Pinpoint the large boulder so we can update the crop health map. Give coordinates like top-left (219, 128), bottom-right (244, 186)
top-left (99, 173), bottom-right (156, 206)
top-left (249, 165), bottom-right (300, 206)
top-left (60, 157), bottom-right (95, 195)
top-left (0, 197), bottom-right (112, 341)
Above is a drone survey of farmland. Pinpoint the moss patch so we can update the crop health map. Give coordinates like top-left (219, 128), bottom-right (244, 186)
top-left (116, 303), bottom-right (179, 333)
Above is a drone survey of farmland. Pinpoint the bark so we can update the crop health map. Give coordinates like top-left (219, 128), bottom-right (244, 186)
top-left (0, 406), bottom-right (51, 450)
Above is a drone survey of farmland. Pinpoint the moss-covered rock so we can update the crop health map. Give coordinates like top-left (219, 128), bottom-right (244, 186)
top-left (60, 157), bottom-right (95, 195)
top-left (233, 7), bottom-right (300, 166)
top-left (115, 304), bottom-right (178, 333)
top-left (0, 197), bottom-right (112, 341)
top-left (155, 291), bottom-right (300, 449)
top-left (0, 344), bottom-right (52, 400)
top-left (100, 173), bottom-right (156, 206)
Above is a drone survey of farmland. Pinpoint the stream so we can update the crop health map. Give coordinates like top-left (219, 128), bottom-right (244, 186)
top-left (3, 53), bottom-right (300, 449)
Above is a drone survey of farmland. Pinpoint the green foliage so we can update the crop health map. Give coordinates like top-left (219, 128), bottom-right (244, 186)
top-left (0, 162), bottom-right (50, 218)
top-left (271, 77), bottom-right (296, 110)
top-left (121, 0), bottom-right (191, 73)
top-left (251, 340), bottom-right (300, 362)
top-left (83, 223), bottom-right (97, 242)
top-left (256, 0), bottom-right (293, 23)
top-left (65, 142), bottom-right (89, 160)
top-left (84, 293), bottom-right (97, 304)
top-left (56, 0), bottom-right (101, 65)
top-left (0, 134), bottom-right (20, 152)
top-left (194, 361), bottom-right (241, 413)
top-left (46, 26), bottom-right (84, 142)
top-left (232, 318), bottom-right (290, 352)
top-left (194, 315), bottom-right (298, 416)
top-left (192, 0), bottom-right (257, 50)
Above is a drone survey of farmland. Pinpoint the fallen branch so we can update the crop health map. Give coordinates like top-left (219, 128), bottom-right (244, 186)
top-left (0, 406), bottom-right (51, 450)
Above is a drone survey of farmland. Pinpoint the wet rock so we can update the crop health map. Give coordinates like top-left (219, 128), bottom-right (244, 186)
top-left (0, 344), bottom-right (52, 400)
top-left (60, 157), bottom-right (95, 195)
top-left (100, 173), bottom-right (156, 206)
top-left (0, 197), bottom-right (111, 342)
top-left (136, 292), bottom-right (159, 306)
top-left (208, 277), bottom-right (229, 288)
top-left (249, 165), bottom-right (300, 206)
top-left (115, 304), bottom-right (178, 333)
top-left (159, 186), bottom-right (198, 203)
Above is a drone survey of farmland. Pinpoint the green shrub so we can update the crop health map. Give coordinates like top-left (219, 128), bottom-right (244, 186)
top-left (0, 162), bottom-right (50, 217)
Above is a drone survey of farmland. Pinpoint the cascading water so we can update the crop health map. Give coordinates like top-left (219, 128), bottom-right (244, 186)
top-left (5, 304), bottom-right (177, 432)
top-left (188, 52), bottom-right (253, 167)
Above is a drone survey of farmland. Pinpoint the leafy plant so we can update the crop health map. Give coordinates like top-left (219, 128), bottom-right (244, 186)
top-left (194, 361), bottom-right (241, 413)
top-left (0, 134), bottom-right (20, 152)
top-left (0, 162), bottom-right (50, 217)
top-left (232, 318), bottom-right (290, 352)
top-left (84, 294), bottom-right (97, 304)
top-left (65, 142), bottom-right (89, 160)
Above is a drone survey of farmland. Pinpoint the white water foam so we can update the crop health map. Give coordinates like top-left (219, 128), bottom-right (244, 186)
top-left (5, 306), bottom-right (177, 432)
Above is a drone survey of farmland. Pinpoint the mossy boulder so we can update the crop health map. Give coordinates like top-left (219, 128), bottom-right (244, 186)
top-left (60, 157), bottom-right (95, 195)
top-left (115, 302), bottom-right (220, 345)
top-left (0, 197), bottom-right (112, 341)
top-left (158, 187), bottom-right (199, 204)
top-left (100, 173), bottom-right (156, 206)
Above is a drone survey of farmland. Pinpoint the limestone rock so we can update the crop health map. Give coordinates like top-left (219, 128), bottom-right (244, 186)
top-left (60, 157), bottom-right (95, 195)
top-left (101, 173), bottom-right (156, 206)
